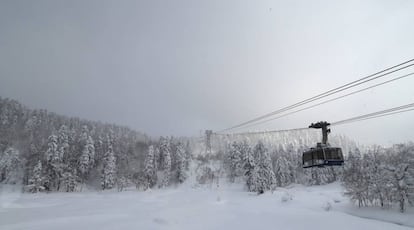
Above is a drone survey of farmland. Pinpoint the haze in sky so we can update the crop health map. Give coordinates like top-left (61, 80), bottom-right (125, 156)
top-left (1, 0), bottom-right (414, 145)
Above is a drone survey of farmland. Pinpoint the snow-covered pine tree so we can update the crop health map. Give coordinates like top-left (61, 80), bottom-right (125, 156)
top-left (44, 134), bottom-right (62, 191)
top-left (253, 141), bottom-right (276, 193)
top-left (79, 125), bottom-right (89, 144)
top-left (143, 145), bottom-right (157, 190)
top-left (159, 137), bottom-right (171, 188)
top-left (0, 147), bottom-right (22, 184)
top-left (62, 166), bottom-right (78, 192)
top-left (274, 153), bottom-right (291, 187)
top-left (101, 145), bottom-right (116, 190)
top-left (27, 160), bottom-right (44, 193)
top-left (86, 136), bottom-right (96, 167)
top-left (242, 141), bottom-right (257, 192)
top-left (94, 135), bottom-right (104, 163)
top-left (284, 143), bottom-right (301, 184)
top-left (78, 134), bottom-right (95, 183)
top-left (45, 135), bottom-right (59, 163)
top-left (57, 125), bottom-right (69, 162)
top-left (175, 142), bottom-right (188, 184)
top-left (228, 142), bottom-right (243, 183)
top-left (184, 140), bottom-right (191, 170)
top-left (117, 176), bottom-right (129, 192)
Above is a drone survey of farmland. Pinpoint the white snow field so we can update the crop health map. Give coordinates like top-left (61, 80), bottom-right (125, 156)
top-left (1, 183), bottom-right (413, 230)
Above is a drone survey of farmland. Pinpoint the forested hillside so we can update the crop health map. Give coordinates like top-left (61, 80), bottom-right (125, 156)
top-left (0, 97), bottom-right (191, 191)
top-left (1, 97), bottom-right (413, 212)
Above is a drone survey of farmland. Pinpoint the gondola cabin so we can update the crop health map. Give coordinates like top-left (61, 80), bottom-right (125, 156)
top-left (303, 143), bottom-right (344, 168)
top-left (302, 121), bottom-right (344, 168)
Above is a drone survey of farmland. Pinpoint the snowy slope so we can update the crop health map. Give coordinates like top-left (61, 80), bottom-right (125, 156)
top-left (0, 183), bottom-right (413, 230)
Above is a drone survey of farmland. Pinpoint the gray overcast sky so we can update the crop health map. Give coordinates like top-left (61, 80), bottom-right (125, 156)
top-left (1, 0), bottom-right (414, 145)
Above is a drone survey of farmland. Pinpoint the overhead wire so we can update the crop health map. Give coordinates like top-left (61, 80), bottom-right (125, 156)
top-left (331, 102), bottom-right (414, 126)
top-left (216, 102), bottom-right (414, 136)
top-left (218, 59), bottom-right (414, 133)
top-left (331, 108), bottom-right (414, 126)
top-left (234, 71), bottom-right (414, 131)
top-left (213, 127), bottom-right (309, 136)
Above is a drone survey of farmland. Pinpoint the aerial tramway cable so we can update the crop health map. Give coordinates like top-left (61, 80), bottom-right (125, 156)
top-left (332, 108), bottom-right (414, 126)
top-left (331, 102), bottom-right (414, 126)
top-left (213, 127), bottom-right (309, 136)
top-left (216, 102), bottom-right (414, 136)
top-left (234, 71), bottom-right (414, 130)
top-left (219, 59), bottom-right (414, 133)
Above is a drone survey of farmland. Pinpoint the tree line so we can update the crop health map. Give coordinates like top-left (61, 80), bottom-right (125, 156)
top-left (343, 144), bottom-right (414, 212)
top-left (0, 97), bottom-right (191, 192)
top-left (1, 96), bottom-right (413, 212)
top-left (214, 140), bottom-right (414, 212)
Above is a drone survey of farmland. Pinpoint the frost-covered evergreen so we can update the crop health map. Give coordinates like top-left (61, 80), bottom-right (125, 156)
top-left (101, 145), bottom-right (116, 190)
top-left (159, 137), bottom-right (171, 188)
top-left (79, 133), bottom-right (95, 182)
top-left (227, 142), bottom-right (243, 183)
top-left (117, 176), bottom-right (129, 192)
top-left (253, 141), bottom-right (276, 193)
top-left (143, 145), bottom-right (157, 190)
top-left (175, 142), bottom-right (188, 184)
top-left (44, 134), bottom-right (62, 191)
top-left (242, 141), bottom-right (257, 192)
top-left (62, 166), bottom-right (78, 192)
top-left (274, 153), bottom-right (292, 187)
top-left (26, 160), bottom-right (44, 193)
top-left (57, 125), bottom-right (69, 162)
top-left (184, 140), bottom-right (191, 170)
top-left (0, 147), bottom-right (22, 184)
top-left (45, 135), bottom-right (59, 163)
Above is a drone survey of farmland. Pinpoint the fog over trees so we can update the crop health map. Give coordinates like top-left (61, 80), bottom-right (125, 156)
top-left (0, 97), bottom-right (413, 212)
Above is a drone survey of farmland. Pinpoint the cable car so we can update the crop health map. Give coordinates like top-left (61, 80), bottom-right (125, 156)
top-left (302, 121), bottom-right (344, 168)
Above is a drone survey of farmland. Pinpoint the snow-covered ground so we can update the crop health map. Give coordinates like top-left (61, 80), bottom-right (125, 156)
top-left (0, 183), bottom-right (413, 230)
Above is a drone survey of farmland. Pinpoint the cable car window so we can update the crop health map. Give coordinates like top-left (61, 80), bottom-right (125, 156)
top-left (317, 150), bottom-right (324, 160)
top-left (325, 148), bottom-right (332, 159)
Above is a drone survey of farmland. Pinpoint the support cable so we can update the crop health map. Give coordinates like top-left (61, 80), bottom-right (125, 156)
top-left (219, 59), bottom-right (414, 133)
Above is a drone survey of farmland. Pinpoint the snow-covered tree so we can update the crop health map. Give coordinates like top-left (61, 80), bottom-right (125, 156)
top-left (159, 137), bottom-right (171, 188)
top-left (184, 140), bottom-right (192, 170)
top-left (343, 148), bottom-right (369, 207)
top-left (274, 153), bottom-right (292, 187)
top-left (101, 145), bottom-right (116, 190)
top-left (117, 176), bottom-right (129, 192)
top-left (242, 142), bottom-right (257, 192)
top-left (62, 166), bottom-right (78, 192)
top-left (228, 142), bottom-right (243, 183)
top-left (386, 144), bottom-right (414, 212)
top-left (44, 134), bottom-right (62, 191)
top-left (57, 125), bottom-right (69, 162)
top-left (79, 135), bottom-right (95, 181)
top-left (0, 147), bottom-right (22, 184)
top-left (45, 135), bottom-right (59, 163)
top-left (26, 160), bottom-right (44, 193)
top-left (253, 141), bottom-right (276, 193)
top-left (175, 142), bottom-right (188, 184)
top-left (143, 145), bottom-right (157, 190)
